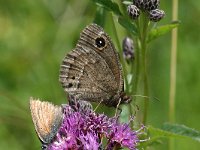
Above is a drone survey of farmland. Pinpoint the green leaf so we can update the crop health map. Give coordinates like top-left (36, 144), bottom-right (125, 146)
top-left (92, 0), bottom-right (122, 16)
top-left (162, 123), bottom-right (200, 142)
top-left (137, 126), bottom-right (171, 148)
top-left (93, 7), bottom-right (107, 28)
top-left (144, 123), bottom-right (200, 147)
top-left (147, 21), bottom-right (180, 42)
top-left (148, 125), bottom-right (183, 138)
top-left (118, 17), bottom-right (138, 36)
top-left (148, 123), bottom-right (200, 142)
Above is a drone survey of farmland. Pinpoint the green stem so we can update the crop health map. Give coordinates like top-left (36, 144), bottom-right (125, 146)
top-left (142, 57), bottom-right (149, 125)
top-left (131, 20), bottom-right (140, 98)
top-left (169, 0), bottom-right (178, 150)
top-left (140, 12), bottom-right (149, 125)
top-left (169, 0), bottom-right (178, 126)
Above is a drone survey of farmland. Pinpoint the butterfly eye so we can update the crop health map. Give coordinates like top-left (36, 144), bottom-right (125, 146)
top-left (95, 37), bottom-right (106, 48)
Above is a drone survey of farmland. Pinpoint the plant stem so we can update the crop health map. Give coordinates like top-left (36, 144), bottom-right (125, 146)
top-left (140, 12), bottom-right (149, 125)
top-left (131, 20), bottom-right (140, 98)
top-left (169, 0), bottom-right (178, 149)
top-left (169, 0), bottom-right (178, 124)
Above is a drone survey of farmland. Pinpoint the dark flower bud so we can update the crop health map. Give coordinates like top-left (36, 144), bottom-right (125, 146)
top-left (149, 9), bottom-right (165, 22)
top-left (127, 5), bottom-right (140, 20)
top-left (133, 0), bottom-right (144, 9)
top-left (123, 37), bottom-right (135, 61)
top-left (133, 0), bottom-right (160, 11)
top-left (144, 0), bottom-right (160, 11)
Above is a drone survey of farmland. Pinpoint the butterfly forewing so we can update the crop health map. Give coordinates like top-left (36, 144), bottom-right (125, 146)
top-left (79, 24), bottom-right (123, 92)
top-left (30, 98), bottom-right (63, 144)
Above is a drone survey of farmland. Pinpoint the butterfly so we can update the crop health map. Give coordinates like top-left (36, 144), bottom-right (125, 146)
top-left (59, 24), bottom-right (130, 107)
top-left (29, 98), bottom-right (63, 149)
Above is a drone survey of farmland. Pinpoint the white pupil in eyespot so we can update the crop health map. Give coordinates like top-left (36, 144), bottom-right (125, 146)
top-left (95, 37), bottom-right (105, 48)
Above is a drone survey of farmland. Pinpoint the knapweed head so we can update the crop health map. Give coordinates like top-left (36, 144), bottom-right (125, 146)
top-left (32, 100), bottom-right (144, 150)
top-left (106, 122), bottom-right (139, 150)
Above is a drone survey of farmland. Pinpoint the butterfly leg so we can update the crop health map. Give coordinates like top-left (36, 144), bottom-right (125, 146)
top-left (94, 99), bottom-right (103, 112)
top-left (114, 98), bottom-right (122, 117)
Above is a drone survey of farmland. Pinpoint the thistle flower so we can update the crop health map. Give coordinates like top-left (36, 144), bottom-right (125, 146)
top-left (47, 101), bottom-right (143, 150)
top-left (106, 122), bottom-right (139, 150)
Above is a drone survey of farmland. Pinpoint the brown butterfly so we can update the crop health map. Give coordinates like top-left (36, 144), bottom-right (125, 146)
top-left (29, 98), bottom-right (63, 149)
top-left (59, 24), bottom-right (130, 107)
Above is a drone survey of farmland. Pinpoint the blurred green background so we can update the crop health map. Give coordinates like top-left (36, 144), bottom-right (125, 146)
top-left (0, 0), bottom-right (199, 150)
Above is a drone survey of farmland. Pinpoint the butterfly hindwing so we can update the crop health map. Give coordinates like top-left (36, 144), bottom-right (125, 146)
top-left (30, 98), bottom-right (63, 144)
top-left (59, 24), bottom-right (125, 106)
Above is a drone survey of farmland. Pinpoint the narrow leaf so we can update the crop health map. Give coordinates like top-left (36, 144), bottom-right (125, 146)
top-left (92, 0), bottom-right (122, 16)
top-left (118, 17), bottom-right (138, 36)
top-left (93, 7), bottom-right (107, 28)
top-left (162, 123), bottom-right (200, 142)
top-left (147, 21), bottom-right (180, 42)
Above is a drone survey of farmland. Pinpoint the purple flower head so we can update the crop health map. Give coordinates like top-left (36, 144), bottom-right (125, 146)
top-left (107, 122), bottom-right (139, 150)
top-left (79, 132), bottom-right (99, 150)
top-left (46, 100), bottom-right (143, 150)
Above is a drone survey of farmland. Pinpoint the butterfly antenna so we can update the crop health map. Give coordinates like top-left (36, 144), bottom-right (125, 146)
top-left (131, 95), bottom-right (160, 101)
